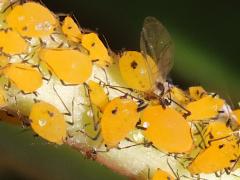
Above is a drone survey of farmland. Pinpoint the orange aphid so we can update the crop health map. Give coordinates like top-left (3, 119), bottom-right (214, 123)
top-left (0, 29), bottom-right (28, 55)
top-left (39, 48), bottom-right (92, 84)
top-left (189, 86), bottom-right (207, 100)
top-left (1, 63), bottom-right (42, 93)
top-left (170, 87), bottom-right (189, 104)
top-left (87, 80), bottom-right (108, 111)
top-left (29, 101), bottom-right (67, 144)
top-left (186, 96), bottom-right (224, 121)
top-left (203, 121), bottom-right (236, 146)
top-left (62, 16), bottom-right (82, 43)
top-left (188, 141), bottom-right (238, 174)
top-left (81, 32), bottom-right (112, 67)
top-left (101, 97), bottom-right (139, 148)
top-left (142, 105), bottom-right (193, 153)
top-left (6, 2), bottom-right (58, 37)
top-left (119, 51), bottom-right (158, 92)
top-left (152, 169), bottom-right (174, 180)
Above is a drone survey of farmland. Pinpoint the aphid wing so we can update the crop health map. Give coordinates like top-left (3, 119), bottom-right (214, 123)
top-left (140, 16), bottom-right (174, 82)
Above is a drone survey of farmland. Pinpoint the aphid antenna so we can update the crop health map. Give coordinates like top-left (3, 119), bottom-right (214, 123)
top-left (207, 135), bottom-right (232, 145)
top-left (1, 0), bottom-right (20, 13)
top-left (94, 77), bottom-right (143, 103)
top-left (83, 82), bottom-right (99, 130)
top-left (116, 142), bottom-right (145, 150)
top-left (169, 97), bottom-right (191, 118)
top-left (94, 76), bottom-right (132, 91)
top-left (193, 123), bottom-right (207, 149)
top-left (166, 159), bottom-right (180, 180)
top-left (52, 85), bottom-right (71, 117)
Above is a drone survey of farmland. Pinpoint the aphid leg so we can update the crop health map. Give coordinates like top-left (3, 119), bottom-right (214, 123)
top-left (116, 142), bottom-right (145, 150)
top-left (214, 171), bottom-right (221, 177)
top-left (229, 155), bottom-right (240, 174)
top-left (53, 85), bottom-right (72, 117)
top-left (77, 128), bottom-right (101, 141)
top-left (100, 68), bottom-right (110, 95)
top-left (20, 90), bottom-right (39, 97)
top-left (60, 79), bottom-right (78, 86)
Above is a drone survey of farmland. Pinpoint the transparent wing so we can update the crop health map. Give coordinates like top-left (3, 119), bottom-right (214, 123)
top-left (140, 16), bottom-right (174, 82)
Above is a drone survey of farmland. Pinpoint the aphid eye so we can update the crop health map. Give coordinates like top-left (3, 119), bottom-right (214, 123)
top-left (218, 144), bottom-right (224, 149)
top-left (130, 60), bottom-right (138, 69)
top-left (111, 107), bottom-right (117, 114)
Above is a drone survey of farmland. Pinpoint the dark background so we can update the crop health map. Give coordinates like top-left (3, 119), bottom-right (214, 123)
top-left (0, 0), bottom-right (239, 179)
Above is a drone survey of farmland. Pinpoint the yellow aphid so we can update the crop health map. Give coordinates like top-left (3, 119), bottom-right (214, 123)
top-left (6, 2), bottom-right (58, 37)
top-left (186, 96), bottom-right (224, 121)
top-left (152, 169), bottom-right (174, 180)
top-left (0, 55), bottom-right (8, 67)
top-left (0, 29), bottom-right (28, 55)
top-left (1, 63), bottom-right (42, 93)
top-left (81, 33), bottom-right (112, 67)
top-left (62, 16), bottom-right (82, 43)
top-left (232, 109), bottom-right (240, 125)
top-left (29, 101), bottom-right (67, 144)
top-left (119, 51), bottom-right (158, 92)
top-left (88, 80), bottom-right (108, 111)
top-left (101, 97), bottom-right (139, 148)
top-left (188, 141), bottom-right (238, 174)
top-left (142, 105), bottom-right (193, 153)
top-left (189, 86), bottom-right (207, 100)
top-left (39, 48), bottom-right (92, 84)
top-left (170, 87), bottom-right (189, 104)
top-left (203, 121), bottom-right (236, 146)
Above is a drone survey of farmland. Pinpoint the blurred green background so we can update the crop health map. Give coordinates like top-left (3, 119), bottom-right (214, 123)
top-left (0, 0), bottom-right (239, 179)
